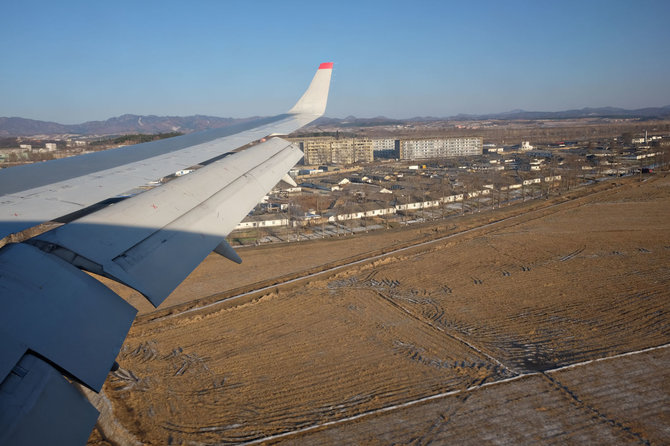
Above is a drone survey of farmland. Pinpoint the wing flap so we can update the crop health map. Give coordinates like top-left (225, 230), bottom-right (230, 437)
top-left (35, 137), bottom-right (303, 307)
top-left (0, 353), bottom-right (99, 446)
top-left (0, 331), bottom-right (27, 384)
top-left (0, 243), bottom-right (136, 390)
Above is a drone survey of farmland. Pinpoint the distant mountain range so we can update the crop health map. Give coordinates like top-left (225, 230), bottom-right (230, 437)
top-left (311, 106), bottom-right (670, 127)
top-left (2, 106), bottom-right (670, 137)
top-left (0, 114), bottom-right (256, 137)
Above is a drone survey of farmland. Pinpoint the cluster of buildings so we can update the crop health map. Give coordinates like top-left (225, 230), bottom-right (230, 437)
top-left (18, 142), bottom-right (57, 152)
top-left (288, 136), bottom-right (484, 165)
top-left (0, 142), bottom-right (60, 162)
top-left (234, 174), bottom-right (563, 231)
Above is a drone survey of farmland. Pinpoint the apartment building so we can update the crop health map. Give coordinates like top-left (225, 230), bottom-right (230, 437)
top-left (291, 137), bottom-right (374, 165)
top-left (372, 138), bottom-right (399, 159)
top-left (398, 137), bottom-right (483, 160)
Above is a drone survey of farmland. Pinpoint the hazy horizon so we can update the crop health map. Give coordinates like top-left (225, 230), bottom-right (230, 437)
top-left (4, 103), bottom-right (670, 129)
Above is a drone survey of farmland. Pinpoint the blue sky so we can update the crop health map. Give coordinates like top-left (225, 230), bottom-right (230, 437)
top-left (1, 0), bottom-right (669, 123)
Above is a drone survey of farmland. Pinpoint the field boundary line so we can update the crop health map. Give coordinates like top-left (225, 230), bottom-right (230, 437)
top-left (238, 343), bottom-right (670, 445)
top-left (545, 342), bottom-right (670, 374)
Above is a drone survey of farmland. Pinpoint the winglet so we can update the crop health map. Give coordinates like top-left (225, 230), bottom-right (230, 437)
top-left (288, 62), bottom-right (333, 117)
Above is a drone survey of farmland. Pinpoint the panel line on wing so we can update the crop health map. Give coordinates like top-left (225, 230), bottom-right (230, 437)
top-left (34, 137), bottom-right (304, 307)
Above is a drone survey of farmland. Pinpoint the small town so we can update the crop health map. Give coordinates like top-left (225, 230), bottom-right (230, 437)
top-left (2, 121), bottom-right (667, 247)
top-left (232, 129), bottom-right (668, 244)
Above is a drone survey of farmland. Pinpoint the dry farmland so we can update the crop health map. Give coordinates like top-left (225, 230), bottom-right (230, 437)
top-left (88, 173), bottom-right (670, 445)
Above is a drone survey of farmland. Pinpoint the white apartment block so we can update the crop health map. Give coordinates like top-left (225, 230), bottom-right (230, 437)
top-left (398, 137), bottom-right (483, 160)
top-left (372, 138), bottom-right (396, 151)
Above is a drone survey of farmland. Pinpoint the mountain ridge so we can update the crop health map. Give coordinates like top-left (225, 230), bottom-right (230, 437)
top-left (2, 106), bottom-right (669, 137)
top-left (0, 114), bottom-right (257, 137)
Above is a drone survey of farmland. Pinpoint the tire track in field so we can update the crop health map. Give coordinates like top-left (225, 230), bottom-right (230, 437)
top-left (147, 181), bottom-right (628, 324)
top-left (237, 343), bottom-right (670, 445)
top-left (541, 373), bottom-right (651, 445)
top-left (372, 288), bottom-right (518, 375)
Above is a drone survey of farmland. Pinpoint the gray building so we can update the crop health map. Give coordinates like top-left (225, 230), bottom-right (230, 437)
top-left (399, 137), bottom-right (483, 160)
top-left (372, 138), bottom-right (399, 159)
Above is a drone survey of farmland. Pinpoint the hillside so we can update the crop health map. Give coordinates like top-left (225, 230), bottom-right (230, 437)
top-left (0, 114), bottom-right (255, 137)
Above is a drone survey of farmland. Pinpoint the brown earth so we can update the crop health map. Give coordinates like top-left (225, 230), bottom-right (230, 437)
top-left (89, 173), bottom-right (670, 445)
top-left (283, 347), bottom-right (669, 445)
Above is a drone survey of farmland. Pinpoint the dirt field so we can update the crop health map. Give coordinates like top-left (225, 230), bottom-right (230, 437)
top-left (281, 346), bottom-right (669, 445)
top-left (88, 173), bottom-right (670, 445)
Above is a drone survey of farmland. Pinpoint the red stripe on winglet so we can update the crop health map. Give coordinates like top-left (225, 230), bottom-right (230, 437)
top-left (319, 62), bottom-right (334, 69)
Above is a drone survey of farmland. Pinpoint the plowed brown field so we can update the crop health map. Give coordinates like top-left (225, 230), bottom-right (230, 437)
top-left (88, 174), bottom-right (670, 445)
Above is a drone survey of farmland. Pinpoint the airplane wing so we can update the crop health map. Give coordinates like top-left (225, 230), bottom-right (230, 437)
top-left (0, 62), bottom-right (333, 445)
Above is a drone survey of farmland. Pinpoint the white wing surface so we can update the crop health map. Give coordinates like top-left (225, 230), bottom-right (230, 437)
top-left (0, 62), bottom-right (333, 445)
top-left (33, 137), bottom-right (303, 306)
top-left (0, 63), bottom-right (332, 239)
